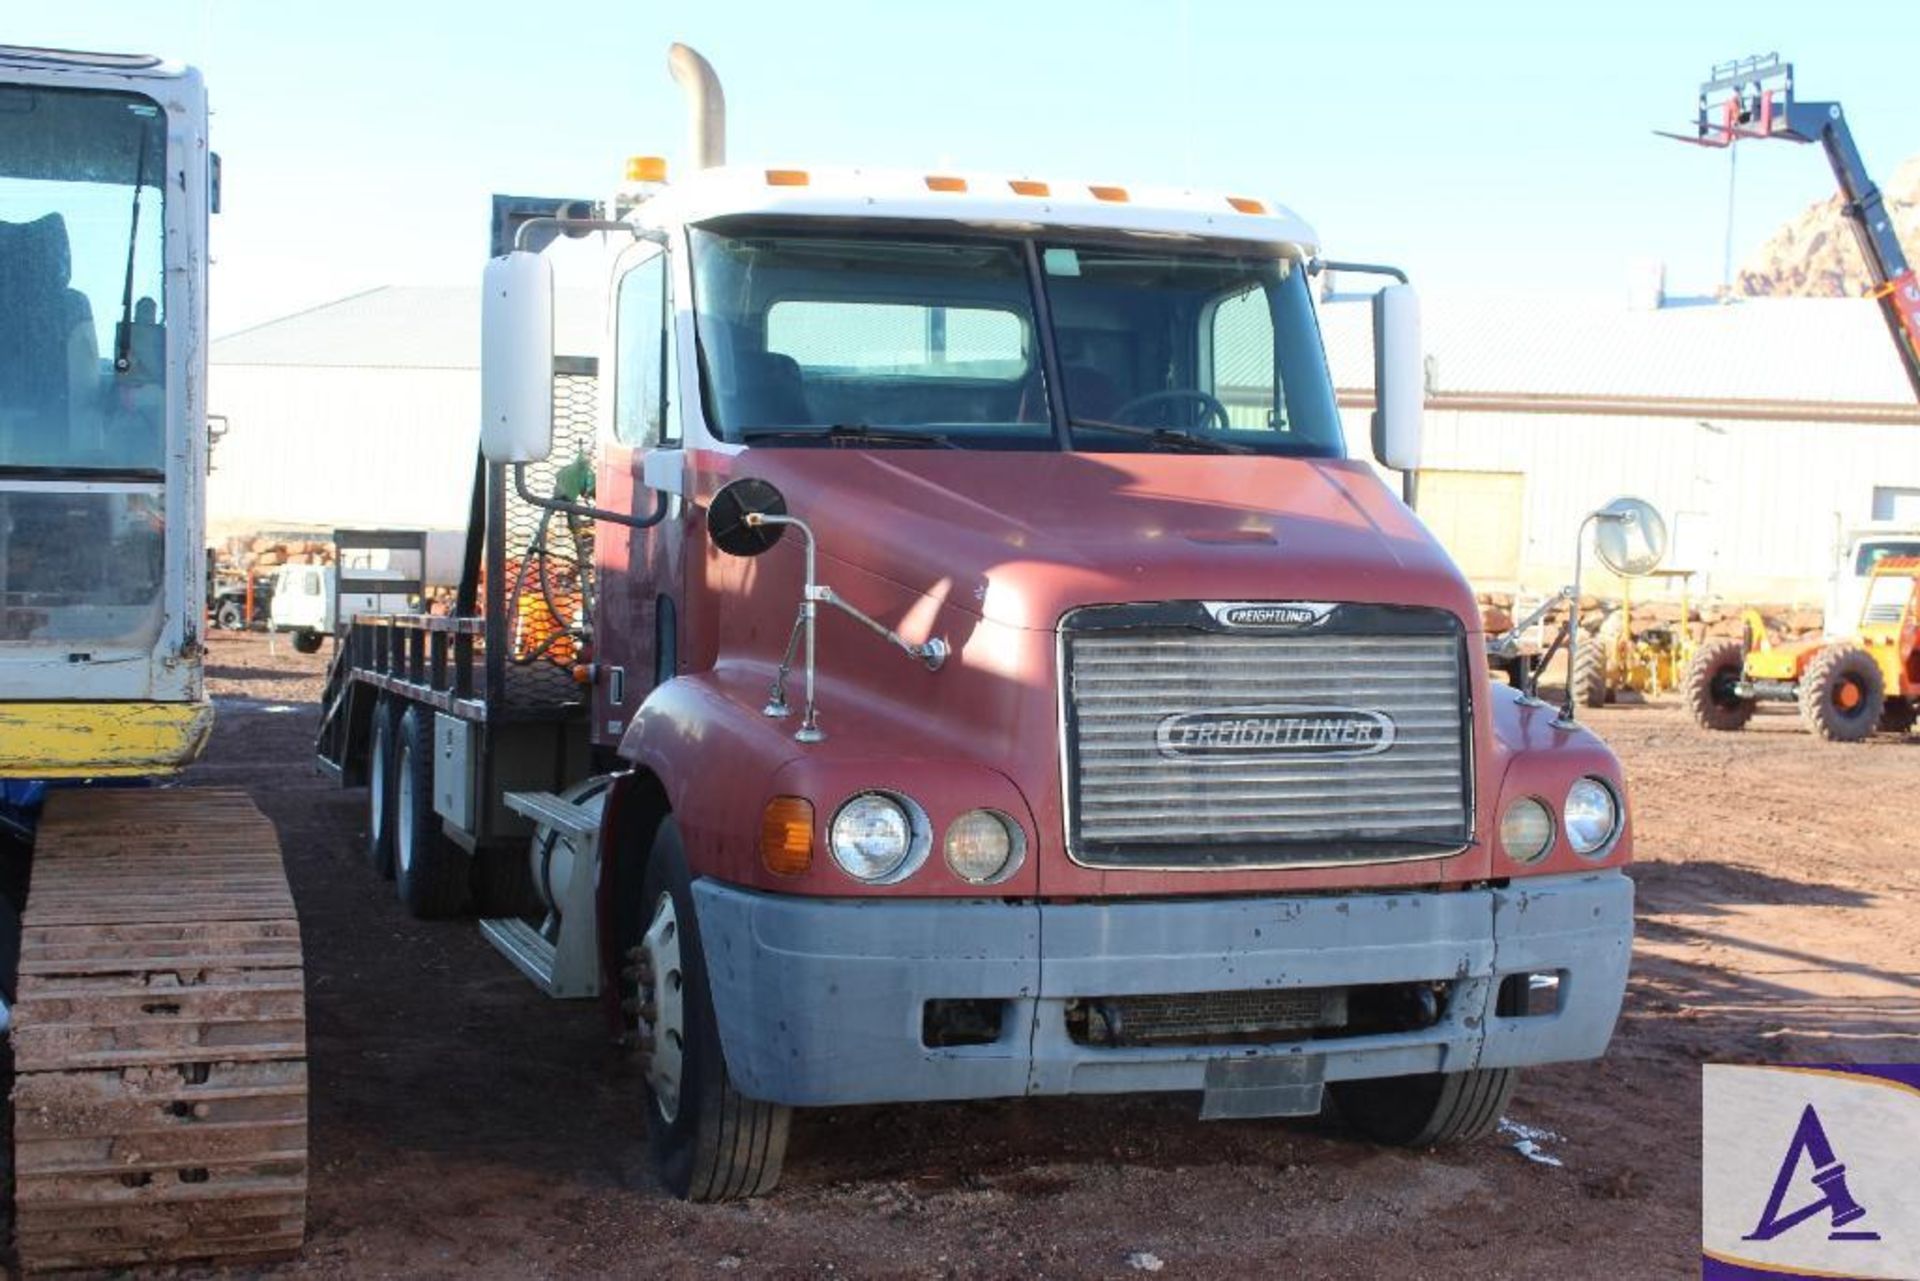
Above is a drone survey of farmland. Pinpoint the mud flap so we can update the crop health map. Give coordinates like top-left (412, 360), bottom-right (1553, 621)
top-left (1199, 1054), bottom-right (1325, 1120)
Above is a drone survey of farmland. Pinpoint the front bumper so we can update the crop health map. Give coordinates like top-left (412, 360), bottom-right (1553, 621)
top-left (694, 871), bottom-right (1633, 1109)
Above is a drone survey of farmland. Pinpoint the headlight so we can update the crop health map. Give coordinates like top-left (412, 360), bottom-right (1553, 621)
top-left (1499, 797), bottom-right (1554, 864)
top-left (1564, 778), bottom-right (1619, 857)
top-left (944, 809), bottom-right (1025, 884)
top-left (829, 792), bottom-right (924, 882)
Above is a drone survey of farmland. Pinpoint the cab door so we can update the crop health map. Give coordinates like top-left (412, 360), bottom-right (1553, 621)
top-left (592, 244), bottom-right (681, 750)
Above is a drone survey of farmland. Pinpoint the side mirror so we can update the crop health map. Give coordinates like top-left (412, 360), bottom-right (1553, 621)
top-left (480, 251), bottom-right (555, 464)
top-left (706, 478), bottom-right (788, 557)
top-left (1370, 283), bottom-right (1423, 473)
top-left (1593, 496), bottom-right (1669, 577)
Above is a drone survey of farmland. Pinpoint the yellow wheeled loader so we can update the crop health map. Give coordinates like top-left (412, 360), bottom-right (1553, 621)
top-left (1570, 569), bottom-right (1698, 707)
top-left (1685, 557), bottom-right (1920, 741)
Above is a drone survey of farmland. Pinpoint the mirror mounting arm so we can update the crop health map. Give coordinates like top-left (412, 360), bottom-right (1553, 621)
top-left (512, 463), bottom-right (668, 530)
top-left (512, 217), bottom-right (667, 252)
top-left (811, 583), bottom-right (951, 671)
top-left (1309, 258), bottom-right (1409, 284)
top-left (745, 512), bottom-right (949, 744)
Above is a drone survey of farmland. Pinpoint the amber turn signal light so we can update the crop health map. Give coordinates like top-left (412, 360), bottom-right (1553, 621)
top-left (760, 796), bottom-right (814, 876)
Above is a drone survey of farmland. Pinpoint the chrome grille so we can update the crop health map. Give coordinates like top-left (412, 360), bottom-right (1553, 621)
top-left (1063, 604), bottom-right (1470, 868)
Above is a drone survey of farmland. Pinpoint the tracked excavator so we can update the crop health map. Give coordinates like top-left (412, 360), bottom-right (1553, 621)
top-left (0, 45), bottom-right (306, 1271)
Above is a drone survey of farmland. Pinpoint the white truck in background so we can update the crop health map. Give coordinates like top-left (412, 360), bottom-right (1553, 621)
top-left (270, 528), bottom-right (464, 652)
top-left (1827, 526), bottom-right (1920, 637)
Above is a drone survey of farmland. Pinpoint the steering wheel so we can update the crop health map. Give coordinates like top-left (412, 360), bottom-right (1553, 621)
top-left (1105, 389), bottom-right (1232, 432)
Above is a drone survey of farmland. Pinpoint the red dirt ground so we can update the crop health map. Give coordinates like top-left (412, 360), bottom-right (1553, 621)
top-left (164, 632), bottom-right (1916, 1279)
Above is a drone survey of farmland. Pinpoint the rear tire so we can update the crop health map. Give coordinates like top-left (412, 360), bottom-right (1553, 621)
top-left (1798, 644), bottom-right (1885, 743)
top-left (292, 629), bottom-right (325, 655)
top-left (1571, 643), bottom-right (1609, 708)
top-left (393, 707), bottom-right (468, 917)
top-left (639, 817), bottom-right (789, 1201)
top-left (1333, 1067), bottom-right (1518, 1147)
top-left (214, 599), bottom-right (245, 631)
top-left (1684, 638), bottom-right (1756, 732)
top-left (366, 697), bottom-right (400, 879)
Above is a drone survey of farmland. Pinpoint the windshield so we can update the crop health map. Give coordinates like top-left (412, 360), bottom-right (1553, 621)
top-left (1855, 540), bottom-right (1920, 575)
top-left (689, 224), bottom-right (1344, 456)
top-left (0, 84), bottom-right (168, 652)
top-left (0, 84), bottom-right (167, 474)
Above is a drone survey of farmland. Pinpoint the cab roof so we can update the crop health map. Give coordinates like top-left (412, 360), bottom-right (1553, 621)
top-left (636, 164), bottom-right (1320, 256)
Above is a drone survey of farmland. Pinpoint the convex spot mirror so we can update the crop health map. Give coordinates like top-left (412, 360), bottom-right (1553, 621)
top-left (1593, 496), bottom-right (1668, 577)
top-left (707, 478), bottom-right (788, 557)
top-left (480, 251), bottom-right (555, 465)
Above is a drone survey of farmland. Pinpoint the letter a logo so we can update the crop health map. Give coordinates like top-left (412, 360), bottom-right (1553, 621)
top-left (1743, 1104), bottom-right (1881, 1243)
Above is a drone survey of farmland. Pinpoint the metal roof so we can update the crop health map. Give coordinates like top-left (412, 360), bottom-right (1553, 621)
top-left (212, 285), bottom-right (601, 370)
top-left (213, 287), bottom-right (476, 369)
top-left (1318, 290), bottom-right (1918, 413)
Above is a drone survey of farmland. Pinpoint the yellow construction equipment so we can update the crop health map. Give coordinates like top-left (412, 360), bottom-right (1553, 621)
top-left (1685, 557), bottom-right (1920, 741)
top-left (1571, 570), bottom-right (1699, 707)
top-left (0, 45), bottom-right (306, 1270)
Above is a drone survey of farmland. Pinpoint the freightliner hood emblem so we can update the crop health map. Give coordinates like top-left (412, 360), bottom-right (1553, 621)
top-left (1205, 601), bottom-right (1338, 629)
top-left (1155, 706), bottom-right (1397, 760)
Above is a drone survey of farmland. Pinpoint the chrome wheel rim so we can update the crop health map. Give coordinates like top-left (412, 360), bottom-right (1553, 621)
top-left (396, 739), bottom-right (414, 874)
top-left (370, 725), bottom-right (388, 842)
top-left (639, 891), bottom-right (686, 1122)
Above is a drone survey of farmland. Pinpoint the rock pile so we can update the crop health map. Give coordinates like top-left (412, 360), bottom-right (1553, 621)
top-left (1736, 153), bottom-right (1920, 298)
top-left (1476, 591), bottom-right (1826, 649)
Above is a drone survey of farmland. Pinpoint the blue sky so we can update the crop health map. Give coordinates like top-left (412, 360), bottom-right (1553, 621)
top-left (17, 2), bottom-right (1920, 335)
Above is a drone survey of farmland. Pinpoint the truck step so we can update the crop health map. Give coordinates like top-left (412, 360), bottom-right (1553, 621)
top-left (502, 790), bottom-right (603, 840)
top-left (479, 916), bottom-right (559, 994)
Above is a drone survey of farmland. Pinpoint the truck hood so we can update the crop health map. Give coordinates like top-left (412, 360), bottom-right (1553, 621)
top-left (709, 450), bottom-right (1478, 631)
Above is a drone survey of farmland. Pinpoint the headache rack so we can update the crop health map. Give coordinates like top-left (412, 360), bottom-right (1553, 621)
top-left (316, 195), bottom-right (604, 796)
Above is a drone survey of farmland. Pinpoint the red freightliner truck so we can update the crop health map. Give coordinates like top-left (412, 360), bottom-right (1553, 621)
top-left (319, 46), bottom-right (1634, 1200)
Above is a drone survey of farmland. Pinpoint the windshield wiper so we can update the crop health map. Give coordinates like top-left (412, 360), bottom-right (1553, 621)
top-left (740, 424), bottom-right (959, 449)
top-left (1070, 419), bottom-right (1254, 454)
top-left (112, 113), bottom-right (154, 376)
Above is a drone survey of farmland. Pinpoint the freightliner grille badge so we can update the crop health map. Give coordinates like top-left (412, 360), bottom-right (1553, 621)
top-left (1155, 706), bottom-right (1397, 760)
top-left (1206, 601), bottom-right (1337, 629)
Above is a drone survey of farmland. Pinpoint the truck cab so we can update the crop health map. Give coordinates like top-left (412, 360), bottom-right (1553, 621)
top-left (450, 154), bottom-right (1636, 1195)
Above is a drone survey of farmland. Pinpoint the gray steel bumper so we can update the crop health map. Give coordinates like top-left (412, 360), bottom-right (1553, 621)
top-left (693, 871), bottom-right (1633, 1109)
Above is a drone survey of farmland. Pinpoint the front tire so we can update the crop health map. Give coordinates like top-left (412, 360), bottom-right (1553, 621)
top-left (638, 817), bottom-right (789, 1201)
top-left (214, 599), bottom-right (245, 631)
top-left (1571, 642), bottom-right (1609, 708)
top-left (1798, 644), bottom-right (1885, 743)
top-left (292, 629), bottom-right (324, 654)
top-left (393, 707), bottom-right (468, 917)
top-left (1333, 1067), bottom-right (1518, 1147)
top-left (1684, 638), bottom-right (1755, 732)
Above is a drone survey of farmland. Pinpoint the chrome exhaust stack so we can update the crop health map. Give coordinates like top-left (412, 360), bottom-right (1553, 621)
top-left (667, 43), bottom-right (726, 171)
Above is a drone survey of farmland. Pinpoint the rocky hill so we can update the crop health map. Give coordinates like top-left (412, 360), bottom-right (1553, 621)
top-left (1736, 153), bottom-right (1920, 296)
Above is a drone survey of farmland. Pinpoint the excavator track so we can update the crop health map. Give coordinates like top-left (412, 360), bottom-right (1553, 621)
top-left (10, 789), bottom-right (306, 1273)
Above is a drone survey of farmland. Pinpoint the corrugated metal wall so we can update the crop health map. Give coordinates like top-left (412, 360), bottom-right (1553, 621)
top-left (207, 365), bottom-right (478, 538)
top-left (1340, 407), bottom-right (1920, 602)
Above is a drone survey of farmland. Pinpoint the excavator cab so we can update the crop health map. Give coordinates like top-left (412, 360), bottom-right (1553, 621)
top-left (0, 49), bottom-right (210, 775)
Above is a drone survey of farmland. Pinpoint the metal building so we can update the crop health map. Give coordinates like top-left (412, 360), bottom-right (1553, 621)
top-left (1321, 288), bottom-right (1920, 602)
